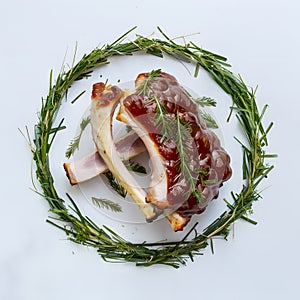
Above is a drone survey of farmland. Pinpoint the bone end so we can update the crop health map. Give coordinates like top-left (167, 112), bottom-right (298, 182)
top-left (63, 162), bottom-right (78, 185)
top-left (92, 83), bottom-right (124, 107)
top-left (146, 194), bottom-right (170, 209)
top-left (166, 213), bottom-right (190, 232)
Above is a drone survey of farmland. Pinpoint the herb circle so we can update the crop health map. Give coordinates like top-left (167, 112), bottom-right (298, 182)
top-left (32, 27), bottom-right (275, 268)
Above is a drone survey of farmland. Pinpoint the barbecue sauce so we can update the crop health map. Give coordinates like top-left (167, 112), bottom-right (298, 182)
top-left (123, 72), bottom-right (232, 219)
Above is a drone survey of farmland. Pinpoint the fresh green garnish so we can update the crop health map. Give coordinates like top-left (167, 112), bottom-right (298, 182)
top-left (103, 171), bottom-right (127, 198)
top-left (200, 111), bottom-right (219, 129)
top-left (124, 159), bottom-right (147, 174)
top-left (153, 93), bottom-right (204, 202)
top-left (174, 115), bottom-right (204, 202)
top-left (65, 116), bottom-right (90, 158)
top-left (91, 197), bottom-right (122, 213)
top-left (136, 69), bottom-right (161, 95)
top-left (103, 160), bottom-right (147, 198)
top-left (193, 96), bottom-right (217, 107)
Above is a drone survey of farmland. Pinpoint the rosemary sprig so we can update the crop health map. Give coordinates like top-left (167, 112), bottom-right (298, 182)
top-left (152, 94), bottom-right (174, 143)
top-left (186, 94), bottom-right (218, 128)
top-left (65, 116), bottom-right (90, 158)
top-left (175, 116), bottom-right (204, 202)
top-left (193, 96), bottom-right (217, 107)
top-left (91, 197), bottom-right (122, 213)
top-left (200, 110), bottom-right (219, 129)
top-left (103, 171), bottom-right (127, 198)
top-left (124, 159), bottom-right (147, 174)
top-left (153, 94), bottom-right (204, 202)
top-left (199, 168), bottom-right (216, 187)
top-left (31, 27), bottom-right (276, 268)
top-left (136, 69), bottom-right (161, 95)
top-left (103, 160), bottom-right (146, 197)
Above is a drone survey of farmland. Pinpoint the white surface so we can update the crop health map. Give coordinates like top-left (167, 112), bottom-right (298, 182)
top-left (1, 0), bottom-right (299, 299)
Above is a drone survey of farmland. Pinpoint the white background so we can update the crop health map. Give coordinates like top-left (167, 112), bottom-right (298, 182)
top-left (1, 0), bottom-right (300, 299)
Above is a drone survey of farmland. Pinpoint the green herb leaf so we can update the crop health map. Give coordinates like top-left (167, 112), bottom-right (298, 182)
top-left (175, 116), bottom-right (204, 203)
top-left (193, 96), bottom-right (217, 107)
top-left (92, 197), bottom-right (122, 213)
top-left (71, 90), bottom-right (86, 104)
top-left (200, 111), bottom-right (219, 129)
top-left (103, 160), bottom-right (146, 197)
top-left (103, 171), bottom-right (127, 198)
top-left (136, 69), bottom-right (161, 95)
top-left (153, 94), bottom-right (174, 143)
top-left (65, 116), bottom-right (90, 158)
top-left (124, 160), bottom-right (147, 174)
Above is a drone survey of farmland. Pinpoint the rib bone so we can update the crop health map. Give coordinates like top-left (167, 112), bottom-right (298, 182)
top-left (90, 82), bottom-right (157, 221)
top-left (63, 131), bottom-right (146, 185)
top-left (117, 104), bottom-right (169, 208)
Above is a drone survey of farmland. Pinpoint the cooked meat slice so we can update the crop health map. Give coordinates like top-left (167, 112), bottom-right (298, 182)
top-left (117, 104), bottom-right (169, 208)
top-left (63, 131), bottom-right (146, 185)
top-left (90, 82), bottom-right (157, 221)
top-left (118, 71), bottom-right (232, 230)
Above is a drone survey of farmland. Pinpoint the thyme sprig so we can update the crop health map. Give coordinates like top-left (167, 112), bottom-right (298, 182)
top-left (31, 27), bottom-right (276, 268)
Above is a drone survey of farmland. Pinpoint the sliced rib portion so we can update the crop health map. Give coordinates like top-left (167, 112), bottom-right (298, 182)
top-left (117, 103), bottom-right (169, 208)
top-left (118, 71), bottom-right (232, 231)
top-left (90, 82), bottom-right (157, 221)
top-left (63, 131), bottom-right (146, 185)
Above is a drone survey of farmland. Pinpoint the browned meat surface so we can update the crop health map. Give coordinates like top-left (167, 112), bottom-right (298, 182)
top-left (119, 72), bottom-right (232, 230)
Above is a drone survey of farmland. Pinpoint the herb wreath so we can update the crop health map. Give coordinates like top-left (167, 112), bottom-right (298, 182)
top-left (31, 27), bottom-right (275, 268)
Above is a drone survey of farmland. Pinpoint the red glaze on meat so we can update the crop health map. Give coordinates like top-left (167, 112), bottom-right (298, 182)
top-left (121, 72), bottom-right (232, 227)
